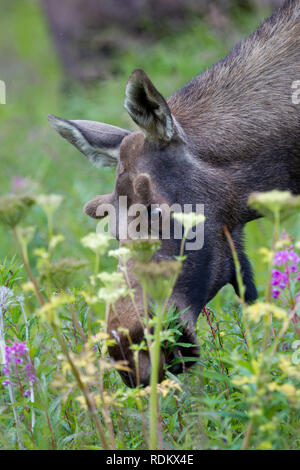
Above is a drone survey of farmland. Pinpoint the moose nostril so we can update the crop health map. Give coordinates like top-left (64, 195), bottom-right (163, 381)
top-left (109, 331), bottom-right (166, 388)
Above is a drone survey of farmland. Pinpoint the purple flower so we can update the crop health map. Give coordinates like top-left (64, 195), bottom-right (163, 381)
top-left (272, 289), bottom-right (281, 300)
top-left (271, 269), bottom-right (288, 290)
top-left (274, 249), bottom-right (289, 266)
top-left (271, 232), bottom-right (300, 303)
top-left (11, 176), bottom-right (29, 194)
top-left (2, 341), bottom-right (36, 394)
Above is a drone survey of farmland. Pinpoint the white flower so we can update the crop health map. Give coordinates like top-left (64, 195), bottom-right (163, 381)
top-left (108, 247), bottom-right (131, 264)
top-left (0, 286), bottom-right (15, 311)
top-left (81, 232), bottom-right (111, 254)
top-left (173, 211), bottom-right (205, 233)
top-left (49, 234), bottom-right (65, 250)
top-left (98, 286), bottom-right (129, 305)
top-left (97, 271), bottom-right (126, 288)
top-left (36, 194), bottom-right (63, 215)
top-left (97, 271), bottom-right (131, 305)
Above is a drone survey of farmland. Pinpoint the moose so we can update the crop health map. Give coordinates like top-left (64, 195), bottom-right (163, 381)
top-left (48, 0), bottom-right (300, 387)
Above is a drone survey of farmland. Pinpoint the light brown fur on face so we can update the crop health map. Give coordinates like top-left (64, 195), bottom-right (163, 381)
top-left (107, 258), bottom-right (165, 387)
top-left (49, 1), bottom-right (300, 387)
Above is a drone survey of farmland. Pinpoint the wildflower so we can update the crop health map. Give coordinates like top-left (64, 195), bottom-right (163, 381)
top-left (17, 226), bottom-right (36, 263)
top-left (232, 375), bottom-right (257, 387)
top-left (271, 232), bottom-right (300, 302)
top-left (258, 247), bottom-right (274, 264)
top-left (108, 246), bottom-right (131, 265)
top-left (248, 190), bottom-right (300, 219)
top-left (0, 286), bottom-right (15, 311)
top-left (98, 286), bottom-right (130, 305)
top-left (18, 226), bottom-right (36, 247)
top-left (11, 176), bottom-right (27, 192)
top-left (21, 282), bottom-right (35, 292)
top-left (124, 239), bottom-right (161, 263)
top-left (0, 194), bottom-right (35, 228)
top-left (49, 234), bottom-right (65, 250)
top-left (258, 442), bottom-right (272, 450)
top-left (272, 289), bottom-right (280, 300)
top-left (267, 382), bottom-right (298, 401)
top-left (134, 260), bottom-right (181, 302)
top-left (38, 257), bottom-right (89, 289)
top-left (173, 211), bottom-right (205, 233)
top-left (97, 271), bottom-right (125, 288)
top-left (97, 271), bottom-right (131, 305)
top-left (278, 355), bottom-right (300, 380)
top-left (36, 194), bottom-right (63, 216)
top-left (11, 177), bottom-right (40, 195)
top-left (147, 379), bottom-right (182, 398)
top-left (81, 232), bottom-right (111, 255)
top-left (38, 294), bottom-right (75, 324)
top-left (247, 302), bottom-right (287, 323)
top-left (273, 248), bottom-right (299, 267)
top-left (2, 341), bottom-right (37, 393)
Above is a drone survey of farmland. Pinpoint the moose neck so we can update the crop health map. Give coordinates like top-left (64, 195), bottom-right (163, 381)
top-left (168, 0), bottom-right (300, 200)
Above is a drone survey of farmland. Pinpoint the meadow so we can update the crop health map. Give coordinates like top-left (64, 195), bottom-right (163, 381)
top-left (0, 1), bottom-right (299, 450)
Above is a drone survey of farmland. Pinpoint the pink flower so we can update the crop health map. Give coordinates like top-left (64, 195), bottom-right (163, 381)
top-left (2, 341), bottom-right (37, 393)
top-left (271, 232), bottom-right (300, 302)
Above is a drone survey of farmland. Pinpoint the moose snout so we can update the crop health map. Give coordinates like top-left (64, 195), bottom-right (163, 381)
top-left (107, 293), bottom-right (200, 387)
top-left (117, 349), bottom-right (165, 388)
top-left (108, 333), bottom-right (165, 388)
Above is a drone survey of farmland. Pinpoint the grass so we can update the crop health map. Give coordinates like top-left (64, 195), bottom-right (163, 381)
top-left (0, 0), bottom-right (299, 450)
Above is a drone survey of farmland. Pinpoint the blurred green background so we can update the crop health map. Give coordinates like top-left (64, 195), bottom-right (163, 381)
top-left (0, 0), bottom-right (299, 308)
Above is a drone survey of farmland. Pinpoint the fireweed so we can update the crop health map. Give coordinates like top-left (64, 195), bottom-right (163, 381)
top-left (2, 341), bottom-right (36, 397)
top-left (271, 232), bottom-right (300, 321)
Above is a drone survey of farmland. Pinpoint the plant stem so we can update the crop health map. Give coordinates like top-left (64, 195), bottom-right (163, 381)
top-left (13, 227), bottom-right (45, 307)
top-left (149, 301), bottom-right (164, 450)
top-left (0, 304), bottom-right (24, 449)
top-left (242, 420), bottom-right (254, 450)
top-left (223, 225), bottom-right (254, 355)
top-left (51, 322), bottom-right (110, 449)
top-left (18, 296), bottom-right (35, 432)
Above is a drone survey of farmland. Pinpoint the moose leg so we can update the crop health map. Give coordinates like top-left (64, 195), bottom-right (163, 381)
top-left (231, 250), bottom-right (258, 304)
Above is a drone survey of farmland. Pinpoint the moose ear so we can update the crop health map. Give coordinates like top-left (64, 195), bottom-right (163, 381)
top-left (83, 193), bottom-right (114, 219)
top-left (47, 115), bottom-right (131, 167)
top-left (124, 69), bottom-right (175, 143)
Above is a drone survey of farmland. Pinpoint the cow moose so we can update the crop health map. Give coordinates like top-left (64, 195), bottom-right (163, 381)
top-left (48, 0), bottom-right (300, 387)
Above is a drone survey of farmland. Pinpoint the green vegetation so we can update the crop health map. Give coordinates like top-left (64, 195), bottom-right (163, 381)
top-left (0, 1), bottom-right (299, 450)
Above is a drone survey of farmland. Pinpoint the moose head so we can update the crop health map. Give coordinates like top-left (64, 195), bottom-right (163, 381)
top-left (47, 69), bottom-right (259, 386)
top-left (48, 0), bottom-right (300, 388)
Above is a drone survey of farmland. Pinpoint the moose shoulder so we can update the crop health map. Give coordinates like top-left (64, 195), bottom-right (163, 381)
top-left (48, 0), bottom-right (300, 387)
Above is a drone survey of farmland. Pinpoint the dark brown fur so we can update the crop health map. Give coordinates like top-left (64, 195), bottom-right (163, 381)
top-left (48, 0), bottom-right (300, 387)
